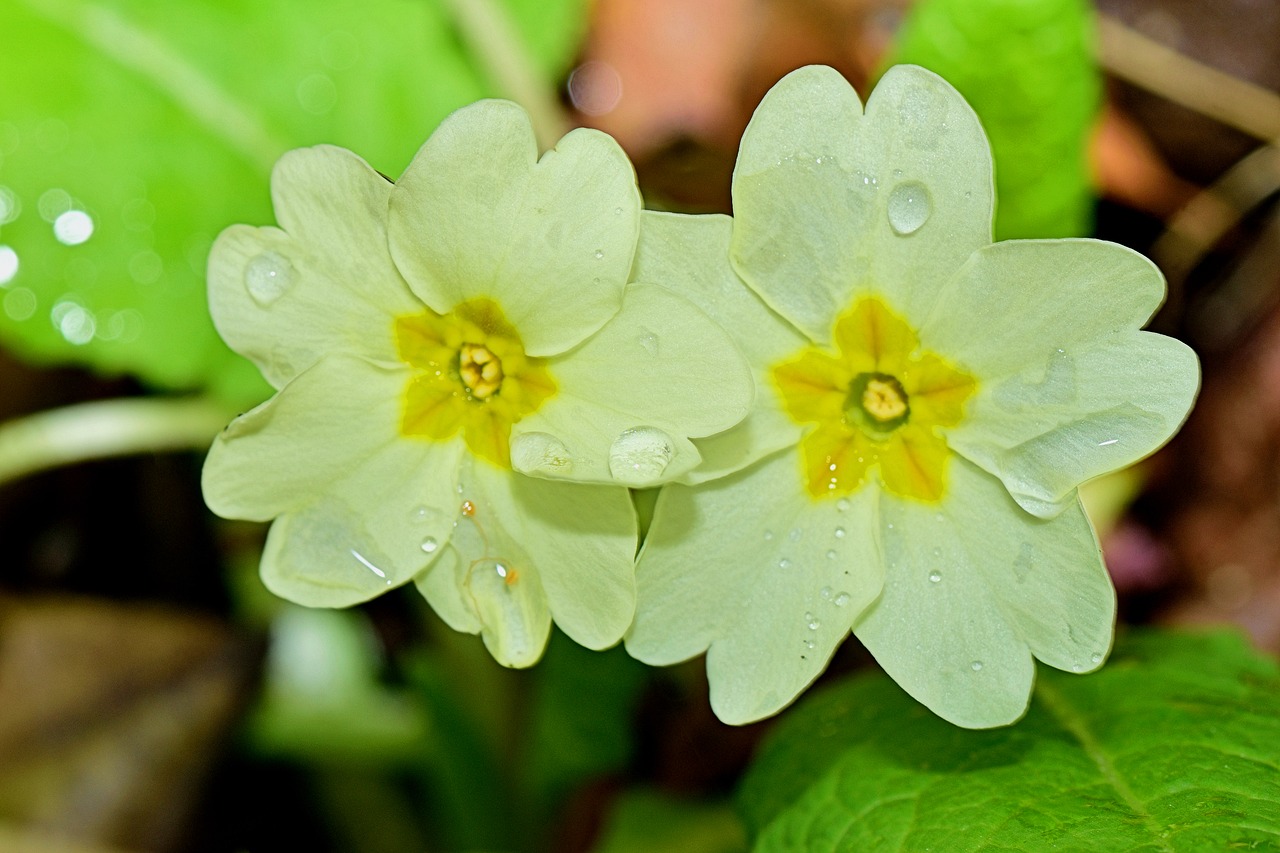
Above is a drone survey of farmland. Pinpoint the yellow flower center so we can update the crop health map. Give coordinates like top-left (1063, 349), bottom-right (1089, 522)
top-left (394, 298), bottom-right (556, 467)
top-left (772, 296), bottom-right (975, 502)
top-left (459, 342), bottom-right (503, 399)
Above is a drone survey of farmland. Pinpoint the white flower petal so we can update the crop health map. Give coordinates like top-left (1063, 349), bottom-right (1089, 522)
top-left (512, 283), bottom-right (753, 487)
top-left (731, 65), bottom-right (993, 343)
top-left (208, 146), bottom-right (418, 388)
top-left (951, 332), bottom-right (1198, 517)
top-left (389, 100), bottom-right (640, 357)
top-left (631, 211), bottom-right (806, 483)
top-left (854, 457), bottom-right (1113, 728)
top-left (627, 448), bottom-right (883, 725)
top-left (204, 354), bottom-right (463, 608)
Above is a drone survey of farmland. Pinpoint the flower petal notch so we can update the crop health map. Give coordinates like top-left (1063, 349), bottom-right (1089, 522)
top-left (203, 100), bottom-right (751, 667)
top-left (626, 64), bottom-right (1200, 728)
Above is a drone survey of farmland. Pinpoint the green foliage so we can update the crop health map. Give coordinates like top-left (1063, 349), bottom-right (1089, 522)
top-left (739, 630), bottom-right (1280, 852)
top-left (592, 790), bottom-right (747, 853)
top-left (0, 0), bottom-right (586, 404)
top-left (888, 0), bottom-right (1100, 240)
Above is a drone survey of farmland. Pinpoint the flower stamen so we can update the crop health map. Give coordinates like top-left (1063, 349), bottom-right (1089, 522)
top-left (459, 342), bottom-right (503, 399)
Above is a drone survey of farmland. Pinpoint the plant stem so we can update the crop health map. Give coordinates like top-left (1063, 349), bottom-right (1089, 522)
top-left (438, 0), bottom-right (571, 152)
top-left (0, 397), bottom-right (233, 485)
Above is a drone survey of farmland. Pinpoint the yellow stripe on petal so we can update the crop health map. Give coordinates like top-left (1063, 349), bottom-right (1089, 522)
top-left (833, 296), bottom-right (918, 375)
top-left (878, 425), bottom-right (951, 502)
top-left (800, 424), bottom-right (873, 496)
top-left (773, 351), bottom-right (851, 424)
top-left (903, 352), bottom-right (976, 427)
top-left (395, 298), bottom-right (556, 468)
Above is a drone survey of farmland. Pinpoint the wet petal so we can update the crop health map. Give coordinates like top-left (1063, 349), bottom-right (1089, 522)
top-left (512, 284), bottom-right (753, 487)
top-left (631, 212), bottom-right (806, 483)
top-left (208, 146), bottom-right (418, 389)
top-left (731, 65), bottom-right (993, 344)
top-left (950, 332), bottom-right (1199, 517)
top-left (627, 448), bottom-right (883, 725)
top-left (853, 457), bottom-right (1111, 728)
top-left (389, 100), bottom-right (640, 357)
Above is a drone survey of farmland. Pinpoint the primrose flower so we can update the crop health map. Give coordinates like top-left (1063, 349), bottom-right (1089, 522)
top-left (625, 66), bottom-right (1199, 727)
top-left (202, 101), bottom-right (752, 666)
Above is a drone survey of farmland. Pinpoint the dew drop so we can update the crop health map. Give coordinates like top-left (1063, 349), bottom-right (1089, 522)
top-left (789, 527), bottom-right (803, 542)
top-left (806, 614), bottom-right (820, 630)
top-left (928, 571), bottom-right (942, 583)
top-left (421, 537), bottom-right (439, 554)
top-left (834, 527), bottom-right (846, 539)
top-left (593, 249), bottom-right (604, 259)
top-left (826, 549), bottom-right (837, 560)
top-left (833, 592), bottom-right (851, 607)
top-left (836, 498), bottom-right (850, 512)
top-left (1090, 652), bottom-right (1102, 664)
top-left (608, 426), bottom-right (674, 484)
top-left (638, 329), bottom-right (659, 355)
top-left (887, 181), bottom-right (932, 235)
top-left (512, 431), bottom-right (574, 474)
top-left (778, 558), bottom-right (791, 569)
top-left (805, 639), bottom-right (816, 650)
top-left (970, 660), bottom-right (984, 672)
top-left (245, 251), bottom-right (295, 305)
top-left (819, 586), bottom-right (832, 600)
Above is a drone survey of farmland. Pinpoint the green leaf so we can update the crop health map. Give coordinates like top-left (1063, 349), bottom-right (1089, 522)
top-left (592, 790), bottom-right (748, 853)
top-left (738, 629), bottom-right (1280, 852)
top-left (524, 629), bottom-right (649, 818)
top-left (887, 0), bottom-right (1101, 240)
top-left (0, 0), bottom-right (585, 403)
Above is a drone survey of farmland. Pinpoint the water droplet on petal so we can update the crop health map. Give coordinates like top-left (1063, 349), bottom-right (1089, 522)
top-left (466, 558), bottom-right (544, 666)
top-left (789, 527), bottom-right (803, 542)
top-left (638, 329), bottom-right (659, 355)
top-left (593, 249), bottom-right (604, 259)
top-left (778, 558), bottom-right (791, 569)
top-left (928, 571), bottom-right (942, 583)
top-left (970, 660), bottom-right (984, 672)
top-left (805, 639), bottom-right (816, 650)
top-left (819, 586), bottom-right (832, 600)
top-left (245, 251), bottom-right (295, 305)
top-left (350, 549), bottom-right (389, 582)
top-left (512, 431), bottom-right (574, 475)
top-left (833, 592), bottom-right (850, 607)
top-left (836, 498), bottom-right (850, 512)
top-left (608, 426), bottom-right (674, 484)
top-left (834, 527), bottom-right (846, 539)
top-left (826, 549), bottom-right (837, 560)
top-left (1090, 652), bottom-right (1102, 664)
top-left (421, 537), bottom-right (439, 554)
top-left (887, 181), bottom-right (932, 235)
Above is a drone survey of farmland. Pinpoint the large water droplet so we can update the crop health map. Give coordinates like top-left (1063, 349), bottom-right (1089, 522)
top-left (928, 571), bottom-right (942, 584)
top-left (421, 536), bottom-right (439, 554)
top-left (833, 592), bottom-right (851, 607)
top-left (608, 427), bottom-right (674, 484)
top-left (887, 181), bottom-right (932, 235)
top-left (245, 251), bottom-right (295, 305)
top-left (512, 431), bottom-right (574, 475)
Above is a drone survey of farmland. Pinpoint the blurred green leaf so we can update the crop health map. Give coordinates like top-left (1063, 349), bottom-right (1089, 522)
top-left (887, 0), bottom-right (1100, 240)
top-left (524, 630), bottom-right (650, 818)
top-left (0, 0), bottom-right (585, 404)
top-left (592, 790), bottom-right (748, 853)
top-left (739, 629), bottom-right (1280, 852)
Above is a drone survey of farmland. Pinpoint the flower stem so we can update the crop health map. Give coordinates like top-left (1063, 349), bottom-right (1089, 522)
top-left (438, 0), bottom-right (571, 152)
top-left (0, 397), bottom-right (232, 485)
